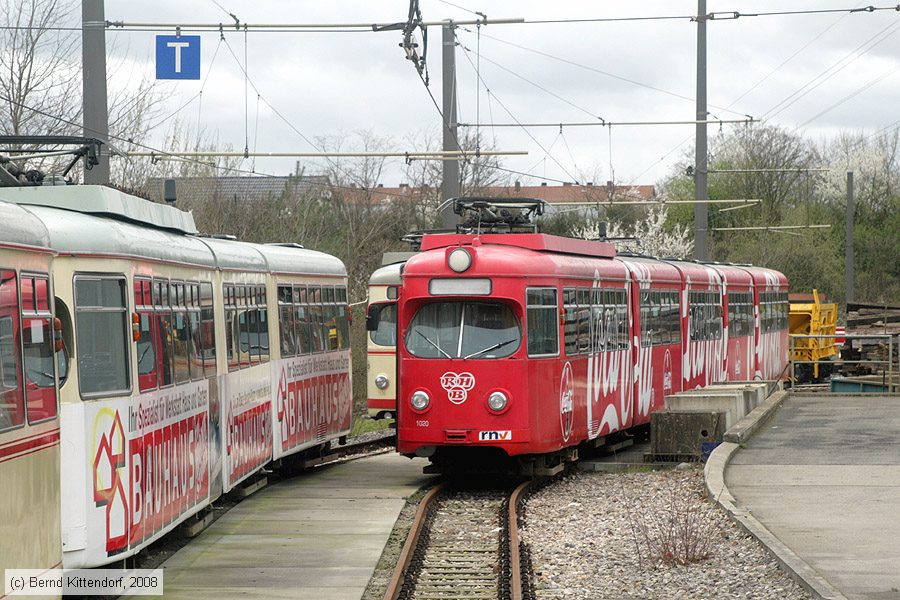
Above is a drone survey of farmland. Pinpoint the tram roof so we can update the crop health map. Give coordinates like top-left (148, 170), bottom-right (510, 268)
top-left (0, 199), bottom-right (50, 249)
top-left (0, 187), bottom-right (345, 276)
top-left (0, 185), bottom-right (198, 234)
top-left (22, 204), bottom-right (218, 267)
top-left (199, 237), bottom-right (345, 277)
top-left (369, 261), bottom-right (404, 285)
top-left (420, 233), bottom-right (616, 259)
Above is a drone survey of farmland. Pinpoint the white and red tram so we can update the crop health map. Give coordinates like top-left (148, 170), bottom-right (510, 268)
top-left (395, 232), bottom-right (788, 469)
top-left (0, 200), bottom-right (62, 576)
top-left (1, 185), bottom-right (352, 569)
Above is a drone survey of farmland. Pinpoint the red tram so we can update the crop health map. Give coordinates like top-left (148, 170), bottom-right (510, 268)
top-left (395, 226), bottom-right (788, 471)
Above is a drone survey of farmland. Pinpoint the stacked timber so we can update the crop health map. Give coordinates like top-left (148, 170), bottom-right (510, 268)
top-left (841, 302), bottom-right (900, 376)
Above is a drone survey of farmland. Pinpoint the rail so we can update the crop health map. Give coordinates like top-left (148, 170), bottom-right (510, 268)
top-left (788, 333), bottom-right (897, 391)
top-left (384, 481), bottom-right (532, 600)
top-left (383, 483), bottom-right (445, 600)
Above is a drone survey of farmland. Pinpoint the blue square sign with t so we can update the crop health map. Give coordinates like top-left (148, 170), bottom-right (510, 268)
top-left (156, 35), bottom-right (201, 80)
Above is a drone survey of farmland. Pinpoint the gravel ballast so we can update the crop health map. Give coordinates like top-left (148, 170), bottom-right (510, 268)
top-left (522, 468), bottom-right (812, 600)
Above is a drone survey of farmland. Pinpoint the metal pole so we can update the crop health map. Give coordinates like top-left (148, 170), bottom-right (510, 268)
top-left (441, 21), bottom-right (460, 229)
top-left (845, 171), bottom-right (855, 303)
top-left (82, 0), bottom-right (110, 184)
top-left (693, 0), bottom-right (708, 261)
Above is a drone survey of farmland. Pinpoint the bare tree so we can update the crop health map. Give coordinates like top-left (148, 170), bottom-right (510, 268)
top-left (0, 0), bottom-right (81, 139)
top-left (403, 128), bottom-right (510, 228)
top-left (311, 130), bottom-right (418, 295)
top-left (0, 0), bottom-right (163, 180)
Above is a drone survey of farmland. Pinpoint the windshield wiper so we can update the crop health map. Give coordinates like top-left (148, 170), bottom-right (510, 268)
top-left (415, 330), bottom-right (452, 359)
top-left (464, 338), bottom-right (517, 359)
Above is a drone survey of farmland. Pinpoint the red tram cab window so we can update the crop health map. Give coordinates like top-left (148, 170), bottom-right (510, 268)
top-left (23, 274), bottom-right (57, 423)
top-left (0, 270), bottom-right (24, 430)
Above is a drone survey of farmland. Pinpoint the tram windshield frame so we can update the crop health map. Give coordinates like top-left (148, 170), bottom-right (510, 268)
top-left (404, 300), bottom-right (521, 359)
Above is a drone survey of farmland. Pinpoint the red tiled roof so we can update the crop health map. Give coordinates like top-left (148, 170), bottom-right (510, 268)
top-left (349, 183), bottom-right (655, 204)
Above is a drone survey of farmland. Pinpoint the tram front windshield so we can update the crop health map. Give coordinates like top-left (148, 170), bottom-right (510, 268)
top-left (405, 301), bottom-right (520, 359)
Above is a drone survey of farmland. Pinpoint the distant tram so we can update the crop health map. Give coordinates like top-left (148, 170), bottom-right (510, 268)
top-left (366, 253), bottom-right (413, 420)
top-left (394, 199), bottom-right (788, 473)
top-left (0, 185), bottom-right (352, 569)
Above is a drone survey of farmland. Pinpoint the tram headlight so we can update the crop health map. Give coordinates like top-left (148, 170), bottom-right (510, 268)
top-left (375, 374), bottom-right (390, 390)
top-left (487, 391), bottom-right (508, 412)
top-left (448, 248), bottom-right (472, 273)
top-left (410, 390), bottom-right (430, 411)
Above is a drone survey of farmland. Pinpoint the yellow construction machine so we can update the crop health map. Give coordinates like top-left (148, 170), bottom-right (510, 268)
top-left (789, 289), bottom-right (839, 382)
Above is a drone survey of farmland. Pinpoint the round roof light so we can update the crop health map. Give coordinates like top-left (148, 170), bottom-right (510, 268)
top-left (448, 248), bottom-right (472, 273)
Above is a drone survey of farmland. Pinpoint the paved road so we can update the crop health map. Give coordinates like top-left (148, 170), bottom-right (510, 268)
top-left (139, 453), bottom-right (432, 600)
top-left (727, 393), bottom-right (900, 600)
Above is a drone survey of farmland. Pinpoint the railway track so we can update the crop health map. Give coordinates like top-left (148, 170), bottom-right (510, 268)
top-left (385, 480), bottom-right (533, 600)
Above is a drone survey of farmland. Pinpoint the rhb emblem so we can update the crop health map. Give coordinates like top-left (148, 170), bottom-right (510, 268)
top-left (441, 371), bottom-right (475, 404)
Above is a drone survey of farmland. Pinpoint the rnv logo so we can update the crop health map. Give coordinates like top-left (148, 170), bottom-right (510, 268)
top-left (478, 430), bottom-right (511, 441)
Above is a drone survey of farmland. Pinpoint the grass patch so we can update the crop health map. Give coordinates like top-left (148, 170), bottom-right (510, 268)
top-left (351, 416), bottom-right (395, 437)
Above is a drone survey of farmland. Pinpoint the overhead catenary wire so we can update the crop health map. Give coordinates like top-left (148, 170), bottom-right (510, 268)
top-left (764, 18), bottom-right (900, 120)
top-left (125, 150), bottom-right (526, 159)
top-left (458, 28), bottom-right (754, 119)
top-left (457, 43), bottom-right (606, 122)
top-left (0, 93), bottom-right (512, 200)
top-left (4, 5), bottom-right (895, 33)
top-left (456, 34), bottom-right (580, 183)
top-left (99, 5), bottom-right (900, 32)
top-left (711, 224), bottom-right (832, 231)
top-left (550, 198), bottom-right (762, 206)
top-left (458, 119), bottom-right (754, 128)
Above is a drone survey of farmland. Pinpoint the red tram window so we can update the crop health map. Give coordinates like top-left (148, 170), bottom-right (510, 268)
top-left (0, 270), bottom-right (24, 430)
top-left (135, 278), bottom-right (159, 392)
top-left (24, 274), bottom-right (57, 423)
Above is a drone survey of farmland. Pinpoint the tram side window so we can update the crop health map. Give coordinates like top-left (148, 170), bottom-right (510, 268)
top-left (727, 291), bottom-right (753, 338)
top-left (237, 288), bottom-right (251, 367)
top-left (600, 289), bottom-right (628, 351)
top-left (759, 291), bottom-right (788, 333)
top-left (199, 282), bottom-right (214, 375)
top-left (75, 276), bottom-right (130, 396)
top-left (172, 281), bottom-right (191, 384)
top-left (640, 290), bottom-right (680, 347)
top-left (588, 288), bottom-right (628, 353)
top-left (640, 292), bottom-right (652, 347)
top-left (278, 285), bottom-right (297, 357)
top-left (21, 274), bottom-right (57, 423)
top-left (335, 286), bottom-right (350, 351)
top-left (293, 286), bottom-right (309, 355)
top-left (255, 286), bottom-right (269, 363)
top-left (187, 284), bottom-right (203, 380)
top-left (526, 288), bottom-right (558, 357)
top-left (153, 279), bottom-right (175, 387)
top-left (576, 289), bottom-right (591, 354)
top-left (324, 286), bottom-right (339, 351)
top-left (563, 287), bottom-right (577, 355)
top-left (689, 290), bottom-right (723, 342)
top-left (308, 286), bottom-right (325, 353)
top-left (225, 283), bottom-right (269, 370)
top-left (135, 279), bottom-right (157, 392)
top-left (294, 286), bottom-right (311, 355)
top-left (0, 270), bottom-right (23, 430)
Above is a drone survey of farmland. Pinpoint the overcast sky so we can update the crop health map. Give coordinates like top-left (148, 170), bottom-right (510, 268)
top-left (102, 1), bottom-right (900, 187)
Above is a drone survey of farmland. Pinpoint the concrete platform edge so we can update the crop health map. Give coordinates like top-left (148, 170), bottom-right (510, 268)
top-left (723, 389), bottom-right (787, 444)
top-left (705, 398), bottom-right (849, 600)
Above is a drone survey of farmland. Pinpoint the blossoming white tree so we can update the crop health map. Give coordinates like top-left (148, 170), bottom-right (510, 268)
top-left (576, 205), bottom-right (693, 259)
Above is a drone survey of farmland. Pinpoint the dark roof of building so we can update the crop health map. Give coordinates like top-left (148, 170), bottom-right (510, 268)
top-left (145, 175), bottom-right (331, 204)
